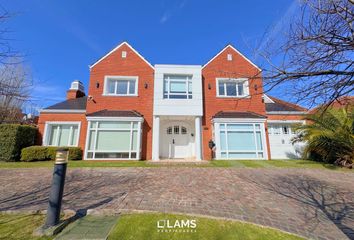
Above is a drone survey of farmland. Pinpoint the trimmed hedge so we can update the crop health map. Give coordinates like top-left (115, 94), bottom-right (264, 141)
top-left (0, 124), bottom-right (37, 162)
top-left (21, 146), bottom-right (82, 162)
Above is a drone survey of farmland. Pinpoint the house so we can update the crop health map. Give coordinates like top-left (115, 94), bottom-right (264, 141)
top-left (38, 42), bottom-right (307, 161)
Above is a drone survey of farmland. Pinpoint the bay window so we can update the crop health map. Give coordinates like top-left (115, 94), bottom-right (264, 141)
top-left (86, 120), bottom-right (142, 159)
top-left (216, 122), bottom-right (266, 159)
top-left (217, 78), bottom-right (249, 97)
top-left (163, 74), bottom-right (192, 99)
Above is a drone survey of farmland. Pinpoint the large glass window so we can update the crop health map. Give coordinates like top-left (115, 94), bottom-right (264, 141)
top-left (217, 123), bottom-right (264, 159)
top-left (217, 78), bottom-right (248, 97)
top-left (86, 121), bottom-right (141, 159)
top-left (46, 124), bottom-right (79, 146)
top-left (163, 75), bottom-right (192, 99)
top-left (105, 77), bottom-right (137, 96)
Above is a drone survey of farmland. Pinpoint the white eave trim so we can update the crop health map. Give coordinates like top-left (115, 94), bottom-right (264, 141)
top-left (266, 111), bottom-right (306, 115)
top-left (89, 41), bottom-right (154, 70)
top-left (86, 116), bottom-right (144, 122)
top-left (212, 118), bottom-right (267, 123)
top-left (202, 44), bottom-right (262, 71)
top-left (263, 94), bottom-right (275, 103)
top-left (40, 109), bottom-right (86, 113)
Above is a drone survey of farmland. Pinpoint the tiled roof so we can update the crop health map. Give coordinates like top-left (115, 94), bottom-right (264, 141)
top-left (86, 109), bottom-right (143, 117)
top-left (45, 96), bottom-right (87, 110)
top-left (213, 111), bottom-right (267, 119)
top-left (266, 96), bottom-right (307, 112)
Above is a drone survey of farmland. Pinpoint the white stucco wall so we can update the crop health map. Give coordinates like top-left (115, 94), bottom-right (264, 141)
top-left (153, 65), bottom-right (203, 116)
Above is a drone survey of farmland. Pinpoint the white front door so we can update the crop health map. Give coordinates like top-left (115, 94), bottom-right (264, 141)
top-left (162, 125), bottom-right (192, 158)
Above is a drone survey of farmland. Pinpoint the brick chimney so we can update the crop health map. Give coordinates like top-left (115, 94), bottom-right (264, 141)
top-left (66, 80), bottom-right (85, 100)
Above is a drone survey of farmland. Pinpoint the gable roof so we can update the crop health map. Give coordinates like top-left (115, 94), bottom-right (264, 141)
top-left (202, 44), bottom-right (261, 71)
top-left (41, 96), bottom-right (87, 113)
top-left (89, 41), bottom-right (154, 69)
top-left (265, 95), bottom-right (307, 113)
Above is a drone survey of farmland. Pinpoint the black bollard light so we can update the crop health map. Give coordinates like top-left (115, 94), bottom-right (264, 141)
top-left (45, 148), bottom-right (69, 228)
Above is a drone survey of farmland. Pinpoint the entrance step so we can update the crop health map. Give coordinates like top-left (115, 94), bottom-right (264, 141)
top-left (54, 215), bottom-right (119, 240)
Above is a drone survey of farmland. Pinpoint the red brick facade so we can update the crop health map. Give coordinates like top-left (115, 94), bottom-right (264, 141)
top-left (201, 46), bottom-right (267, 160)
top-left (38, 42), bottom-right (306, 160)
top-left (87, 43), bottom-right (154, 159)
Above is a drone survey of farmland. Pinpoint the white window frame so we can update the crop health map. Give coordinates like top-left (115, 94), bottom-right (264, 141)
top-left (163, 74), bottom-right (193, 99)
top-left (213, 118), bottom-right (268, 160)
top-left (267, 120), bottom-right (306, 136)
top-left (43, 121), bottom-right (81, 147)
top-left (84, 117), bottom-right (143, 160)
top-left (216, 78), bottom-right (249, 98)
top-left (103, 76), bottom-right (139, 96)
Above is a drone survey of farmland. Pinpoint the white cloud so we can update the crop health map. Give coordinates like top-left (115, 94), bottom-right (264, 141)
top-left (159, 0), bottom-right (188, 24)
top-left (160, 11), bottom-right (171, 23)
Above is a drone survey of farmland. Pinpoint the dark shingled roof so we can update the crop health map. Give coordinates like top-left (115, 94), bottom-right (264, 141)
top-left (213, 111), bottom-right (267, 119)
top-left (86, 109), bottom-right (143, 117)
top-left (266, 96), bottom-right (307, 112)
top-left (45, 96), bottom-right (87, 110)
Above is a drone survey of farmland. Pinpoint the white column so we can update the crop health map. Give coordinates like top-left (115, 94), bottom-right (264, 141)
top-left (152, 116), bottom-right (160, 161)
top-left (195, 116), bottom-right (202, 160)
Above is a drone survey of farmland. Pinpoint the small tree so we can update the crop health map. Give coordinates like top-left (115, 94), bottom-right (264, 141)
top-left (0, 62), bottom-right (32, 123)
top-left (258, 0), bottom-right (354, 108)
top-left (0, 7), bottom-right (31, 123)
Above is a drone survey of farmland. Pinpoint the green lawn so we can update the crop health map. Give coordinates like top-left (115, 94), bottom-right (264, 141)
top-left (0, 213), bottom-right (304, 240)
top-left (109, 213), bottom-right (304, 240)
top-left (0, 214), bottom-right (52, 240)
top-left (0, 159), bottom-right (348, 171)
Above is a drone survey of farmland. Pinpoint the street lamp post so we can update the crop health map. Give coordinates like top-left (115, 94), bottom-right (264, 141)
top-left (45, 148), bottom-right (69, 228)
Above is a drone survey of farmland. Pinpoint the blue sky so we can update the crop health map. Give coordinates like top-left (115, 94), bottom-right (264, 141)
top-left (3, 0), bottom-right (297, 110)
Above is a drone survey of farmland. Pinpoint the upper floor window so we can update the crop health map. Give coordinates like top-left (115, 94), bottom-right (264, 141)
top-left (104, 76), bottom-right (138, 96)
top-left (163, 74), bottom-right (192, 99)
top-left (216, 78), bottom-right (249, 97)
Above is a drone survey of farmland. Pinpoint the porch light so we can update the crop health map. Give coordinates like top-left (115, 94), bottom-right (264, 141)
top-left (144, 83), bottom-right (148, 89)
top-left (208, 83), bottom-right (211, 90)
top-left (96, 82), bottom-right (100, 88)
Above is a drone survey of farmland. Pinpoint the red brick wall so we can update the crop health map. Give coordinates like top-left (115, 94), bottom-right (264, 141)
top-left (202, 46), bottom-right (268, 160)
top-left (87, 43), bottom-right (154, 160)
top-left (37, 113), bottom-right (88, 150)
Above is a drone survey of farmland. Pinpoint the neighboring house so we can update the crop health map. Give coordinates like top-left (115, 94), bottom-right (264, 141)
top-left (38, 42), bottom-right (307, 161)
top-left (309, 96), bottom-right (354, 113)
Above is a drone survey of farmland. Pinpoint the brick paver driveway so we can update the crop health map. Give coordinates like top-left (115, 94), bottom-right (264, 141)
top-left (0, 167), bottom-right (353, 240)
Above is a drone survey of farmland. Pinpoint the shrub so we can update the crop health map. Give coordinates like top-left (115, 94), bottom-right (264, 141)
top-left (20, 146), bottom-right (50, 162)
top-left (293, 107), bottom-right (354, 165)
top-left (21, 146), bottom-right (82, 162)
top-left (0, 124), bottom-right (37, 161)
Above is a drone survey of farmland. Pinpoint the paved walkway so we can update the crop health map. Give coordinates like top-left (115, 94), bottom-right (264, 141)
top-left (0, 167), bottom-right (353, 240)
